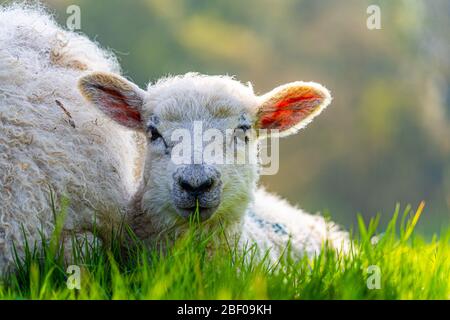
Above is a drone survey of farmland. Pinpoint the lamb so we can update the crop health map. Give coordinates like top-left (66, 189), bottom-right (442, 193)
top-left (78, 72), bottom-right (349, 260)
top-left (0, 5), bottom-right (347, 274)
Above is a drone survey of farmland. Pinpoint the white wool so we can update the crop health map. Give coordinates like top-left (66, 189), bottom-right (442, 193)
top-left (0, 5), bottom-right (140, 273)
top-left (242, 188), bottom-right (349, 261)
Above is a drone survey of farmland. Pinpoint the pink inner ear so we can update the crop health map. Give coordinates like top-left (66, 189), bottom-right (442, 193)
top-left (98, 87), bottom-right (142, 128)
top-left (259, 91), bottom-right (322, 131)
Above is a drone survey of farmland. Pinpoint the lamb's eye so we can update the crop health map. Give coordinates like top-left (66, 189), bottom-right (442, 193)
top-left (237, 124), bottom-right (251, 132)
top-left (234, 124), bottom-right (251, 144)
top-left (147, 125), bottom-right (162, 142)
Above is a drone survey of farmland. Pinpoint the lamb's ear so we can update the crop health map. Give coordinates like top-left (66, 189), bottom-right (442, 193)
top-left (78, 72), bottom-right (146, 130)
top-left (255, 81), bottom-right (331, 137)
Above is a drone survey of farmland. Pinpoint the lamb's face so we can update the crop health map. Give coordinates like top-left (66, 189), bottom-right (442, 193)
top-left (79, 73), bottom-right (331, 233)
top-left (140, 111), bottom-right (259, 227)
top-left (139, 77), bottom-right (260, 227)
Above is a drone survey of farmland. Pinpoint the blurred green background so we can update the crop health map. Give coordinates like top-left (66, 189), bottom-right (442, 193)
top-left (37, 0), bottom-right (450, 233)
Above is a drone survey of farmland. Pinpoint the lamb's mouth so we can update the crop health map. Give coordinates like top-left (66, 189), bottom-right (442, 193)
top-left (175, 204), bottom-right (220, 222)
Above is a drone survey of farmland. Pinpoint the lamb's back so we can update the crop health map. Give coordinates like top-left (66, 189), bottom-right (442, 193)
top-left (242, 188), bottom-right (349, 261)
top-left (0, 5), bottom-right (139, 273)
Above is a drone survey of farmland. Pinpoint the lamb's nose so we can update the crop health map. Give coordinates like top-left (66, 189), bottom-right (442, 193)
top-left (179, 177), bottom-right (214, 195)
top-left (174, 164), bottom-right (221, 197)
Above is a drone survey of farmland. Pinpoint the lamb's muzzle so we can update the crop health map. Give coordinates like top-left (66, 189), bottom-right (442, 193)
top-left (172, 164), bottom-right (222, 221)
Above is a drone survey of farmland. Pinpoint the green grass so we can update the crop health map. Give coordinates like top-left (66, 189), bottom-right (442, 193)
top-left (0, 201), bottom-right (449, 300)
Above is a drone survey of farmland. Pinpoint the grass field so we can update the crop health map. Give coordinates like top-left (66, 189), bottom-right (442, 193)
top-left (0, 201), bottom-right (449, 300)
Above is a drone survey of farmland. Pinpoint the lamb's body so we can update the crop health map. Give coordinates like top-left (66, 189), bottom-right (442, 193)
top-left (0, 5), bottom-right (140, 273)
top-left (0, 6), bottom-right (346, 274)
top-left (243, 189), bottom-right (348, 260)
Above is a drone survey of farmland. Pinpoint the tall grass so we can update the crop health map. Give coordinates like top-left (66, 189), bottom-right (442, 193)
top-left (1, 201), bottom-right (449, 300)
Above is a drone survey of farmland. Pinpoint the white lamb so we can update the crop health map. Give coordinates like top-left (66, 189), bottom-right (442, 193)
top-left (0, 5), bottom-right (347, 274)
top-left (79, 72), bottom-right (348, 261)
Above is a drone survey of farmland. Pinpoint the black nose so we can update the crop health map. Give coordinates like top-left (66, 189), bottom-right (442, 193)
top-left (179, 177), bottom-right (214, 195)
top-left (174, 164), bottom-right (221, 197)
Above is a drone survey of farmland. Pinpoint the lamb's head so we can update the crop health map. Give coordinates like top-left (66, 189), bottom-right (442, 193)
top-left (78, 73), bottom-right (331, 234)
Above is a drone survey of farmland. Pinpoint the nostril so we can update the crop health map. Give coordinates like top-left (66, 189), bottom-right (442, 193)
top-left (179, 178), bottom-right (214, 194)
top-left (179, 179), bottom-right (195, 192)
top-left (197, 178), bottom-right (213, 192)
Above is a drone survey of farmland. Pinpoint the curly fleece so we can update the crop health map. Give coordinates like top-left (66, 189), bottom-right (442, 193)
top-left (0, 4), bottom-right (141, 273)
